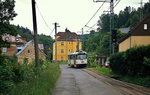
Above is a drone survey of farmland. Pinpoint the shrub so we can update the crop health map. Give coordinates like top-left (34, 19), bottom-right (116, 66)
top-left (126, 45), bottom-right (150, 76)
top-left (0, 55), bottom-right (15, 94)
top-left (109, 52), bottom-right (127, 75)
top-left (109, 45), bottom-right (150, 77)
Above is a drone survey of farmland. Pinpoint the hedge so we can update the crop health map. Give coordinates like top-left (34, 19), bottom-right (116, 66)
top-left (109, 45), bottom-right (150, 77)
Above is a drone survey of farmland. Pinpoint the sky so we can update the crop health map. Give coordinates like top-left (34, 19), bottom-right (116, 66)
top-left (10, 0), bottom-right (149, 38)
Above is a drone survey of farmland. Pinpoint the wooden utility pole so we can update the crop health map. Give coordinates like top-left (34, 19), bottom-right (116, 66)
top-left (32, 0), bottom-right (40, 67)
top-left (54, 22), bottom-right (59, 62)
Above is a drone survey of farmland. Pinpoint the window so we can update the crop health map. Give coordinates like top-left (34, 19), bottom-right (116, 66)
top-left (61, 56), bottom-right (64, 61)
top-left (61, 42), bottom-right (64, 46)
top-left (144, 24), bottom-right (148, 30)
top-left (61, 49), bottom-right (64, 53)
top-left (2, 47), bottom-right (7, 52)
top-left (27, 49), bottom-right (30, 53)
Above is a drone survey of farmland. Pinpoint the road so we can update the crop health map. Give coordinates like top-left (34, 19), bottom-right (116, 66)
top-left (53, 65), bottom-right (123, 95)
top-left (53, 65), bottom-right (150, 95)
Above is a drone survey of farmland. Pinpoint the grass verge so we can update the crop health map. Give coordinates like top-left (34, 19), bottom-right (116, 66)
top-left (57, 61), bottom-right (68, 65)
top-left (9, 63), bottom-right (60, 95)
top-left (91, 67), bottom-right (150, 88)
top-left (120, 76), bottom-right (150, 88)
top-left (91, 67), bottom-right (118, 77)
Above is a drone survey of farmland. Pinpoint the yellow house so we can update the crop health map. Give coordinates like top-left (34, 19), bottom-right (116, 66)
top-left (53, 28), bottom-right (82, 62)
top-left (16, 40), bottom-right (46, 64)
top-left (119, 14), bottom-right (150, 52)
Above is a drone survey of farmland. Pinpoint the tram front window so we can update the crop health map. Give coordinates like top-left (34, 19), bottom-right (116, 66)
top-left (77, 55), bottom-right (86, 60)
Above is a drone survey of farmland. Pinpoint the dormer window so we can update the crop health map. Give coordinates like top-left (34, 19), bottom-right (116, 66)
top-left (144, 24), bottom-right (148, 30)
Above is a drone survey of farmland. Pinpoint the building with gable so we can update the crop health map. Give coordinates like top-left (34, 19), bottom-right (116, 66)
top-left (1, 34), bottom-right (25, 56)
top-left (53, 28), bottom-right (82, 62)
top-left (16, 40), bottom-right (46, 64)
top-left (119, 13), bottom-right (150, 52)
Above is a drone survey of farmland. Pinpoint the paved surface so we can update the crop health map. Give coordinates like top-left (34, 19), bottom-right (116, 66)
top-left (53, 65), bottom-right (123, 95)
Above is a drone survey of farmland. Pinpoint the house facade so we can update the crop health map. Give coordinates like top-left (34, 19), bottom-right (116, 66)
top-left (119, 14), bottom-right (150, 52)
top-left (16, 40), bottom-right (46, 64)
top-left (1, 34), bottom-right (25, 56)
top-left (53, 28), bottom-right (82, 62)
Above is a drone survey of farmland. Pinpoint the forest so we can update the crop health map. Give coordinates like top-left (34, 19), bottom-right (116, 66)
top-left (82, 2), bottom-right (150, 56)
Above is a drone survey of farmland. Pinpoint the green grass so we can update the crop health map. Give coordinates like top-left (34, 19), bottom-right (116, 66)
top-left (57, 61), bottom-right (68, 65)
top-left (120, 76), bottom-right (150, 88)
top-left (92, 67), bottom-right (119, 77)
top-left (91, 67), bottom-right (150, 88)
top-left (9, 63), bottom-right (60, 95)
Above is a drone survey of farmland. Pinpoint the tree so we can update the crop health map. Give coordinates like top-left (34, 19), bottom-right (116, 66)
top-left (0, 0), bottom-right (17, 24)
top-left (38, 34), bottom-right (54, 60)
top-left (0, 0), bottom-right (17, 49)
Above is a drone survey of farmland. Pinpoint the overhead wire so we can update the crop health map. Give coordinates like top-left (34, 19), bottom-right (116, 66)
top-left (84, 0), bottom-right (107, 28)
top-left (84, 0), bottom-right (121, 32)
top-left (35, 1), bottom-right (54, 36)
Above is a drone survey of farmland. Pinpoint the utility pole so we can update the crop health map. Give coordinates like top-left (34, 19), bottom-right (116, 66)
top-left (54, 22), bottom-right (60, 62)
top-left (32, 0), bottom-right (40, 67)
top-left (110, 0), bottom-right (114, 54)
top-left (93, 0), bottom-right (114, 55)
top-left (139, 0), bottom-right (143, 21)
top-left (82, 28), bottom-right (84, 35)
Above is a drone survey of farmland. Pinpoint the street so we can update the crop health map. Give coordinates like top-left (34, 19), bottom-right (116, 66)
top-left (53, 65), bottom-right (122, 95)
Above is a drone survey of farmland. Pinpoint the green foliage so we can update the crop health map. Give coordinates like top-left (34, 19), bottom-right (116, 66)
top-left (58, 61), bottom-right (68, 65)
top-left (109, 52), bottom-right (127, 75)
top-left (126, 45), bottom-right (150, 76)
top-left (92, 67), bottom-right (118, 77)
top-left (16, 25), bottom-right (33, 41)
top-left (87, 52), bottom-right (97, 67)
top-left (0, 23), bottom-right (18, 48)
top-left (0, 55), bottom-right (15, 94)
top-left (82, 30), bottom-right (125, 56)
top-left (15, 25), bottom-right (54, 61)
top-left (120, 76), bottom-right (150, 88)
top-left (98, 3), bottom-right (150, 32)
top-left (0, 0), bottom-right (17, 24)
top-left (143, 57), bottom-right (150, 66)
top-left (9, 62), bottom-right (60, 95)
top-left (0, 54), bottom-right (57, 95)
top-left (38, 34), bottom-right (54, 60)
top-left (0, 0), bottom-right (18, 50)
top-left (109, 45), bottom-right (150, 77)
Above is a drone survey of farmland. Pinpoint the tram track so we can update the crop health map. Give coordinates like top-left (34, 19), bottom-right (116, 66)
top-left (83, 69), bottom-right (150, 95)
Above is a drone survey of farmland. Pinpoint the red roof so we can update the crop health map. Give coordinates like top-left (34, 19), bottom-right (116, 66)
top-left (56, 28), bottom-right (80, 41)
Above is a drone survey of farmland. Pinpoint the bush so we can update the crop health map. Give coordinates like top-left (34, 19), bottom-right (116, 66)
top-left (109, 52), bottom-right (127, 75)
top-left (109, 45), bottom-right (150, 77)
top-left (0, 54), bottom-right (51, 95)
top-left (126, 45), bottom-right (150, 76)
top-left (0, 55), bottom-right (15, 94)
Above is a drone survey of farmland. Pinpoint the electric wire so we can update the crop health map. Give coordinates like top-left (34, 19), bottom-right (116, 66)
top-left (84, 0), bottom-right (107, 28)
top-left (84, 0), bottom-right (121, 32)
top-left (36, 2), bottom-right (54, 36)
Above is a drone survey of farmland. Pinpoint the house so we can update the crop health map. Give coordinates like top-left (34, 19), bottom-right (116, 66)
top-left (53, 28), bottom-right (82, 62)
top-left (119, 14), bottom-right (150, 52)
top-left (1, 34), bottom-right (25, 56)
top-left (16, 40), bottom-right (46, 64)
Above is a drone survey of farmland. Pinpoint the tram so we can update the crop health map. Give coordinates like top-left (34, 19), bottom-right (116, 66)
top-left (68, 50), bottom-right (87, 67)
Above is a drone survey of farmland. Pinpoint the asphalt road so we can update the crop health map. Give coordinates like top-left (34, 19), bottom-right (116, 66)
top-left (53, 65), bottom-right (123, 95)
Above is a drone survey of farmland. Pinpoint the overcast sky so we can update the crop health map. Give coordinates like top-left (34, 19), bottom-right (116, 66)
top-left (10, 0), bottom-right (149, 38)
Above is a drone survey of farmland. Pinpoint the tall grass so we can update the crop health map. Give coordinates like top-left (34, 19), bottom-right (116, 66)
top-left (9, 63), bottom-right (60, 95)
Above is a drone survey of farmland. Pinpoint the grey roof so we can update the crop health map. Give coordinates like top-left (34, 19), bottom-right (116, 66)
top-left (16, 40), bottom-right (33, 56)
top-left (119, 28), bottom-right (130, 33)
